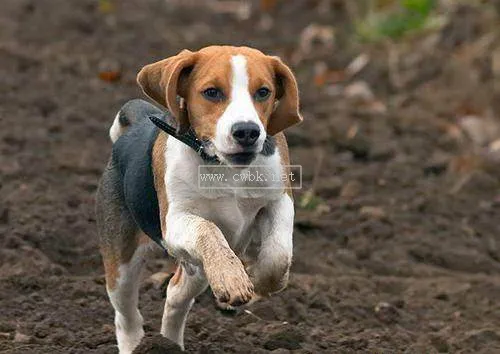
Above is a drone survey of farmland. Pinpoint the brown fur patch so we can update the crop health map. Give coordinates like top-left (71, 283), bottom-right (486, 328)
top-left (102, 250), bottom-right (120, 291)
top-left (102, 233), bottom-right (153, 291)
top-left (137, 45), bottom-right (302, 142)
top-left (101, 233), bottom-right (142, 291)
top-left (138, 232), bottom-right (153, 245)
top-left (152, 133), bottom-right (168, 236)
top-left (170, 266), bottom-right (183, 286)
top-left (274, 132), bottom-right (294, 198)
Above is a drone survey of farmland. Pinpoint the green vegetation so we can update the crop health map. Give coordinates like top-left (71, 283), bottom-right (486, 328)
top-left (356, 0), bottom-right (439, 41)
top-left (299, 190), bottom-right (325, 211)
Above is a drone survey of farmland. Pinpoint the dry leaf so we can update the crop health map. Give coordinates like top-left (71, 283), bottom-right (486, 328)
top-left (99, 71), bottom-right (121, 82)
top-left (313, 62), bottom-right (328, 87)
top-left (345, 53), bottom-right (370, 78)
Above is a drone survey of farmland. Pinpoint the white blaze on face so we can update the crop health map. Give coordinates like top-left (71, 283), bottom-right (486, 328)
top-left (214, 55), bottom-right (265, 154)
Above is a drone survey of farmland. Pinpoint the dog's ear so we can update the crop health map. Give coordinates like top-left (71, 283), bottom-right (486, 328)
top-left (266, 57), bottom-right (303, 136)
top-left (137, 49), bottom-right (196, 134)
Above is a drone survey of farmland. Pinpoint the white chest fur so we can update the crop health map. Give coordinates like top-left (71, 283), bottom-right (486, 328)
top-left (164, 138), bottom-right (285, 249)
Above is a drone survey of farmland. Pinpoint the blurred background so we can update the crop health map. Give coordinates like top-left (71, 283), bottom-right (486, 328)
top-left (1, 0), bottom-right (500, 352)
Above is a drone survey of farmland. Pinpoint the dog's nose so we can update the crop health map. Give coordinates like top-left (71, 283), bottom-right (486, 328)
top-left (231, 122), bottom-right (260, 147)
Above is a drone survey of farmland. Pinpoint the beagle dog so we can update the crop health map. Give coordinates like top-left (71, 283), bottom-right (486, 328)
top-left (96, 46), bottom-right (302, 353)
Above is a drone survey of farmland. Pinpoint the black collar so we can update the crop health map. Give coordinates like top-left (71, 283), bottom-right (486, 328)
top-left (148, 114), bottom-right (219, 163)
top-left (149, 114), bottom-right (277, 164)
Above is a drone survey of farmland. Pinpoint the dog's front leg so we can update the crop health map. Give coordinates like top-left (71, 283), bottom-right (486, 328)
top-left (166, 211), bottom-right (254, 306)
top-left (162, 212), bottom-right (254, 349)
top-left (248, 193), bottom-right (294, 297)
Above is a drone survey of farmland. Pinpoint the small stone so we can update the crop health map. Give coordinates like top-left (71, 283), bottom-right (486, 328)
top-left (366, 100), bottom-right (387, 114)
top-left (459, 115), bottom-right (500, 146)
top-left (374, 302), bottom-right (399, 324)
top-left (489, 138), bottom-right (500, 152)
top-left (344, 81), bottom-right (374, 101)
top-left (14, 331), bottom-right (31, 343)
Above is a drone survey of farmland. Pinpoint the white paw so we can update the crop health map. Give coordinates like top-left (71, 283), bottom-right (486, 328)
top-left (115, 312), bottom-right (145, 354)
top-left (117, 327), bottom-right (144, 354)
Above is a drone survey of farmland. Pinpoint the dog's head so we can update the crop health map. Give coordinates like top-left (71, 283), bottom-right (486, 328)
top-left (137, 46), bottom-right (302, 166)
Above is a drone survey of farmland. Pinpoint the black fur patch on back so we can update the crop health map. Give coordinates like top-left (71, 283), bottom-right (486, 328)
top-left (112, 99), bottom-right (167, 249)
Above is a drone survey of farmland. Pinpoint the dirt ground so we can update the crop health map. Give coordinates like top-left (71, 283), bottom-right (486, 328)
top-left (1, 0), bottom-right (500, 353)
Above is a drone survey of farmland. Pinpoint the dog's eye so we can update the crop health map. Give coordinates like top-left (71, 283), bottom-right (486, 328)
top-left (254, 87), bottom-right (271, 102)
top-left (202, 87), bottom-right (224, 102)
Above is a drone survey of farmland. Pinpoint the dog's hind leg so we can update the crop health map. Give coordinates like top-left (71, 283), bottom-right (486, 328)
top-left (161, 264), bottom-right (208, 350)
top-left (97, 163), bottom-right (150, 354)
top-left (104, 241), bottom-right (149, 354)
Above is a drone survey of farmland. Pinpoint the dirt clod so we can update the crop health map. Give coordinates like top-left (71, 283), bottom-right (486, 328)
top-left (132, 334), bottom-right (183, 354)
top-left (263, 326), bottom-right (304, 351)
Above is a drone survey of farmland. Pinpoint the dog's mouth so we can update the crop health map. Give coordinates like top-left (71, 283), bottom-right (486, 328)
top-left (222, 151), bottom-right (257, 166)
top-left (202, 140), bottom-right (259, 167)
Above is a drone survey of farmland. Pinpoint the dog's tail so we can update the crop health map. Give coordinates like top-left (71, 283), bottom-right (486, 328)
top-left (109, 99), bottom-right (164, 143)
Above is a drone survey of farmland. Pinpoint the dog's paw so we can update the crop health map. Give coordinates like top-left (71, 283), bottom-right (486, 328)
top-left (205, 259), bottom-right (254, 307)
top-left (214, 299), bottom-right (239, 315)
top-left (247, 263), bottom-right (290, 297)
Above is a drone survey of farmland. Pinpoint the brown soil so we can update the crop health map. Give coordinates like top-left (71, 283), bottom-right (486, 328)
top-left (1, 1), bottom-right (500, 353)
